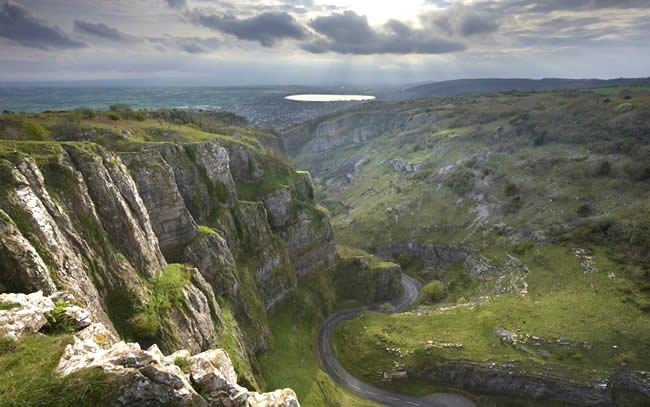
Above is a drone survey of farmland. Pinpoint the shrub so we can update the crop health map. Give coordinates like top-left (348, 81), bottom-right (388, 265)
top-left (127, 312), bottom-right (159, 339)
top-left (76, 107), bottom-right (96, 119)
top-left (445, 167), bottom-right (474, 195)
top-left (134, 112), bottom-right (147, 122)
top-left (42, 300), bottom-right (75, 335)
top-left (504, 195), bottom-right (523, 214)
top-left (109, 104), bottom-right (132, 113)
top-left (597, 160), bottom-right (611, 176)
top-left (423, 280), bottom-right (446, 303)
top-left (174, 357), bottom-right (191, 374)
top-left (504, 182), bottom-right (519, 197)
top-left (456, 296), bottom-right (468, 304)
top-left (577, 204), bottom-right (594, 217)
top-left (107, 112), bottom-right (121, 121)
top-left (22, 121), bottom-right (50, 141)
top-left (623, 161), bottom-right (650, 181)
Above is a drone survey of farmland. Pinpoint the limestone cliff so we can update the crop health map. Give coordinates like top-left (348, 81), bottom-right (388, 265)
top-left (0, 135), bottom-right (337, 399)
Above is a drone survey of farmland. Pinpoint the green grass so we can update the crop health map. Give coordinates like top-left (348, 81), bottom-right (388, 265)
top-left (198, 225), bottom-right (219, 236)
top-left (126, 264), bottom-right (190, 348)
top-left (332, 243), bottom-right (650, 394)
top-left (258, 272), bottom-right (381, 407)
top-left (0, 140), bottom-right (65, 164)
top-left (0, 110), bottom-right (266, 156)
top-left (589, 86), bottom-right (650, 95)
top-left (217, 304), bottom-right (258, 389)
top-left (0, 301), bottom-right (20, 311)
top-left (0, 334), bottom-right (119, 407)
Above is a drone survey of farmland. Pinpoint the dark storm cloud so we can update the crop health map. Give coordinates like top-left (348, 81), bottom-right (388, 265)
top-left (194, 11), bottom-right (307, 47)
top-left (0, 2), bottom-right (85, 49)
top-left (72, 19), bottom-right (217, 54)
top-left (148, 36), bottom-right (220, 54)
top-left (166, 0), bottom-right (186, 9)
top-left (74, 20), bottom-right (138, 43)
top-left (459, 14), bottom-right (499, 36)
top-left (424, 7), bottom-right (499, 38)
top-left (302, 11), bottom-right (465, 55)
top-left (182, 43), bottom-right (203, 53)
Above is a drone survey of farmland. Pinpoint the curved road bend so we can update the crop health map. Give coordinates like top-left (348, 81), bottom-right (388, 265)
top-left (317, 274), bottom-right (476, 407)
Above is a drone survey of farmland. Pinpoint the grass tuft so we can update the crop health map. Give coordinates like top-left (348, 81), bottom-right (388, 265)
top-left (0, 334), bottom-right (119, 407)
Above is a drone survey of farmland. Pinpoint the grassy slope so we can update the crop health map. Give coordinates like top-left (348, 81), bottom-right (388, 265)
top-left (0, 334), bottom-right (119, 407)
top-left (290, 89), bottom-right (650, 397)
top-left (334, 245), bottom-right (650, 388)
top-left (258, 272), bottom-right (380, 407)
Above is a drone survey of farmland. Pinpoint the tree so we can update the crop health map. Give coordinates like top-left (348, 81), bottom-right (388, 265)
top-left (504, 182), bottom-right (519, 197)
top-left (597, 161), bottom-right (611, 177)
top-left (22, 122), bottom-right (50, 141)
top-left (423, 280), bottom-right (446, 303)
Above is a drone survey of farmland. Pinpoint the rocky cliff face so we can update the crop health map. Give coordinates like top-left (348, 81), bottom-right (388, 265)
top-left (0, 144), bottom-right (222, 354)
top-left (0, 136), bottom-right (337, 402)
top-left (414, 361), bottom-right (650, 406)
top-left (283, 111), bottom-right (429, 156)
top-left (333, 256), bottom-right (402, 303)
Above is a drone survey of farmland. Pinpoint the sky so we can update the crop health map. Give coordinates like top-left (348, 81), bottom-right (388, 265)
top-left (0, 0), bottom-right (649, 85)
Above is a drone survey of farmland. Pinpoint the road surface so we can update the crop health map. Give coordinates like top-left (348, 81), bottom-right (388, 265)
top-left (317, 274), bottom-right (476, 407)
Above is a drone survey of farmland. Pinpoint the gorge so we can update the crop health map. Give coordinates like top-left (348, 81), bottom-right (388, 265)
top-left (1, 87), bottom-right (649, 406)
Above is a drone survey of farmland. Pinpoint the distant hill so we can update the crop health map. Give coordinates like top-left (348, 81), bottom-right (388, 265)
top-left (404, 77), bottom-right (650, 98)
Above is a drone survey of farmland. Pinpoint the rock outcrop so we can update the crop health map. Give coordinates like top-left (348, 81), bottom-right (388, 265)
top-left (57, 321), bottom-right (299, 407)
top-left (1, 285), bottom-right (300, 406)
top-left (333, 256), bottom-right (402, 303)
top-left (121, 150), bottom-right (199, 260)
top-left (283, 111), bottom-right (415, 156)
top-left (379, 242), bottom-right (472, 269)
top-left (0, 145), bottom-right (224, 352)
top-left (413, 361), bottom-right (650, 406)
top-left (64, 145), bottom-right (167, 277)
top-left (152, 143), bottom-right (237, 224)
top-left (0, 291), bottom-right (54, 340)
top-left (0, 209), bottom-right (56, 295)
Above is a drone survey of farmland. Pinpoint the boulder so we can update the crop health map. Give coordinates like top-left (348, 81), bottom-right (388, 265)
top-left (62, 305), bottom-right (92, 330)
top-left (0, 208), bottom-right (57, 295)
top-left (263, 187), bottom-right (292, 228)
top-left (0, 291), bottom-right (54, 340)
top-left (57, 321), bottom-right (300, 406)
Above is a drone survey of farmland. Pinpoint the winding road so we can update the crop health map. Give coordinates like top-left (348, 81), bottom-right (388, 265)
top-left (317, 274), bottom-right (476, 407)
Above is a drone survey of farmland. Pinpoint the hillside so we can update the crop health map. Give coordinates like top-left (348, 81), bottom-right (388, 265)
top-left (403, 78), bottom-right (650, 99)
top-left (0, 108), bottom-right (346, 406)
top-left (282, 88), bottom-right (650, 405)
